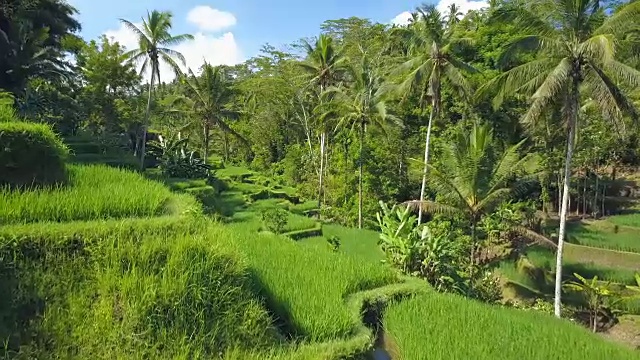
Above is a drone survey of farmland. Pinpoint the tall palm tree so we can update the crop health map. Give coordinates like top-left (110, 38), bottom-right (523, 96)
top-left (446, 3), bottom-right (463, 27)
top-left (173, 63), bottom-right (249, 161)
top-left (482, 0), bottom-right (640, 317)
top-left (120, 10), bottom-right (193, 170)
top-left (299, 34), bottom-right (346, 213)
top-left (325, 53), bottom-right (401, 228)
top-left (407, 123), bottom-right (552, 263)
top-left (392, 5), bottom-right (477, 225)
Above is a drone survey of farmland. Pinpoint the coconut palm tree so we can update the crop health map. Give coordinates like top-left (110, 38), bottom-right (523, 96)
top-left (120, 10), bottom-right (193, 170)
top-left (172, 63), bottom-right (249, 161)
top-left (407, 123), bottom-right (548, 245)
top-left (299, 34), bottom-right (346, 212)
top-left (445, 3), bottom-right (463, 26)
top-left (407, 123), bottom-right (553, 278)
top-left (392, 5), bottom-right (477, 225)
top-left (481, 0), bottom-right (640, 317)
top-left (324, 52), bottom-right (401, 228)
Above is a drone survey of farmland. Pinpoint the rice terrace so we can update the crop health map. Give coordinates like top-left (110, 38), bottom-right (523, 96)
top-left (2, 0), bottom-right (640, 359)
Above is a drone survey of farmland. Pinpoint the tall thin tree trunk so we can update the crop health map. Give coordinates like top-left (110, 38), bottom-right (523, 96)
top-left (203, 121), bottom-right (210, 161)
top-left (139, 67), bottom-right (156, 171)
top-left (582, 169), bottom-right (588, 216)
top-left (418, 98), bottom-right (436, 225)
top-left (223, 131), bottom-right (229, 162)
top-left (318, 131), bottom-right (326, 216)
top-left (554, 83), bottom-right (579, 318)
top-left (593, 166), bottom-right (599, 217)
top-left (557, 173), bottom-right (562, 213)
top-left (358, 121), bottom-right (364, 229)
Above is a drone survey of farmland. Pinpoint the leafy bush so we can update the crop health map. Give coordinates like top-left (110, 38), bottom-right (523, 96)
top-left (261, 208), bottom-right (288, 234)
top-left (376, 202), bottom-right (469, 293)
top-left (0, 110), bottom-right (69, 187)
top-left (326, 235), bottom-right (341, 252)
top-left (149, 136), bottom-right (211, 179)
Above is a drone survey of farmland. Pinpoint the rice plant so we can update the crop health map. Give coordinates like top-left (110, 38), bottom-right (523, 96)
top-left (384, 293), bottom-right (640, 360)
top-left (0, 165), bottom-right (198, 224)
top-left (224, 221), bottom-right (397, 341)
top-left (0, 226), bottom-right (279, 359)
top-left (568, 222), bottom-right (640, 253)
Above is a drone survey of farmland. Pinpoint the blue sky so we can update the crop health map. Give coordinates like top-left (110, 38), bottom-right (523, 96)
top-left (67, 0), bottom-right (488, 80)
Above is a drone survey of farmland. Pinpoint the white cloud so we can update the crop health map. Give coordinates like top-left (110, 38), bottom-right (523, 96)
top-left (390, 0), bottom-right (488, 26)
top-left (390, 11), bottom-right (412, 26)
top-left (103, 7), bottom-right (243, 83)
top-left (187, 5), bottom-right (236, 32)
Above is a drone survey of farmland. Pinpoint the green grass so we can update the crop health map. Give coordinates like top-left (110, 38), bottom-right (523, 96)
top-left (0, 223), bottom-right (279, 359)
top-left (289, 200), bottom-right (319, 215)
top-left (216, 165), bottom-right (254, 180)
top-left (565, 243), bottom-right (640, 271)
top-left (224, 221), bottom-right (397, 341)
top-left (285, 213), bottom-right (318, 232)
top-left (301, 225), bottom-right (385, 265)
top-left (385, 293), bottom-right (640, 360)
top-left (526, 247), bottom-right (639, 285)
top-left (0, 165), bottom-right (199, 224)
top-left (567, 221), bottom-right (640, 253)
top-left (607, 213), bottom-right (640, 228)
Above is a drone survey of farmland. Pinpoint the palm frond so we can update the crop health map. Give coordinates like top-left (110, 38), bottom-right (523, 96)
top-left (119, 19), bottom-right (149, 44)
top-left (404, 200), bottom-right (465, 217)
top-left (522, 58), bottom-right (573, 125)
top-left (158, 47), bottom-right (188, 67)
top-left (595, 1), bottom-right (640, 37)
top-left (511, 225), bottom-right (557, 248)
top-left (605, 60), bottom-right (640, 89)
top-left (581, 34), bottom-right (616, 64)
top-left (161, 33), bottom-right (194, 47)
top-left (586, 62), bottom-right (639, 124)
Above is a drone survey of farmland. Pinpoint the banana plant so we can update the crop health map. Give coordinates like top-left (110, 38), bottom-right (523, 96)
top-left (563, 273), bottom-right (620, 333)
top-left (376, 201), bottom-right (422, 274)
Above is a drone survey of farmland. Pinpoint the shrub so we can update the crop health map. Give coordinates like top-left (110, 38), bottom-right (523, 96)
top-left (261, 208), bottom-right (288, 234)
top-left (0, 111), bottom-right (69, 187)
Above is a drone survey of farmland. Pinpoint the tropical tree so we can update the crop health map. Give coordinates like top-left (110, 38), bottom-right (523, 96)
top-left (173, 63), bottom-right (248, 161)
top-left (299, 34), bottom-right (346, 213)
top-left (563, 273), bottom-right (619, 333)
top-left (482, 0), bottom-right (640, 317)
top-left (406, 123), bottom-right (552, 264)
top-left (325, 52), bottom-right (400, 228)
top-left (392, 5), bottom-right (477, 224)
top-left (120, 10), bottom-right (193, 170)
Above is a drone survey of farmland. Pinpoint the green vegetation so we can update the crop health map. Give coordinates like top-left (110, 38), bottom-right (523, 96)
top-left (385, 293), bottom-right (640, 360)
top-left (0, 165), bottom-right (197, 224)
top-left (568, 221), bottom-right (640, 253)
top-left (608, 214), bottom-right (640, 228)
top-left (4, 0), bottom-right (640, 357)
top-left (0, 114), bottom-right (69, 187)
top-left (0, 225), bottom-right (278, 358)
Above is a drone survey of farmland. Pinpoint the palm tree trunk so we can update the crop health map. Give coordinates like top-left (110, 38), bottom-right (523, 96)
top-left (223, 131), bottom-right (229, 162)
top-left (203, 121), bottom-right (210, 161)
top-left (358, 120), bottom-right (365, 229)
top-left (318, 131), bottom-right (326, 216)
top-left (582, 170), bottom-right (588, 216)
top-left (554, 83), bottom-right (579, 318)
top-left (418, 99), bottom-right (436, 225)
top-left (139, 66), bottom-right (156, 171)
